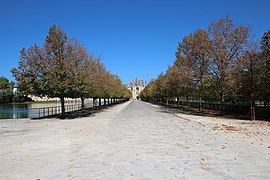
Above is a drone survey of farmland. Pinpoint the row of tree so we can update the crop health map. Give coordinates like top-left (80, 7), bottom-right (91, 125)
top-left (140, 17), bottom-right (270, 120)
top-left (12, 25), bottom-right (132, 115)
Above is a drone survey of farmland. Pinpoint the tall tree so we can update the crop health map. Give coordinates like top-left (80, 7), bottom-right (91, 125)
top-left (44, 25), bottom-right (74, 115)
top-left (12, 45), bottom-right (45, 96)
top-left (67, 39), bottom-right (91, 109)
top-left (257, 29), bottom-right (270, 116)
top-left (0, 76), bottom-right (14, 103)
top-left (12, 25), bottom-right (81, 116)
top-left (208, 17), bottom-right (250, 114)
top-left (12, 24), bottom-right (131, 118)
top-left (260, 29), bottom-right (270, 102)
top-left (174, 40), bottom-right (195, 102)
top-left (179, 29), bottom-right (211, 111)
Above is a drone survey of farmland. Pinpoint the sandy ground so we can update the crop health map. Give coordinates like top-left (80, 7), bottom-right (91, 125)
top-left (0, 100), bottom-right (270, 179)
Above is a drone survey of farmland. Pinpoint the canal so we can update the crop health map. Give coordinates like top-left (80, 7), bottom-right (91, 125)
top-left (0, 100), bottom-right (92, 119)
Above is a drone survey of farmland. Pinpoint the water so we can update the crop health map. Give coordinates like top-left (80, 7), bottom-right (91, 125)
top-left (0, 101), bottom-right (85, 119)
top-left (0, 102), bottom-right (60, 119)
top-left (0, 99), bottom-right (104, 119)
top-left (0, 104), bottom-right (29, 119)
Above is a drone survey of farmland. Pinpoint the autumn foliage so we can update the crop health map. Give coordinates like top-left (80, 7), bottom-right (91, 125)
top-left (140, 17), bottom-right (270, 120)
top-left (12, 25), bottom-right (131, 115)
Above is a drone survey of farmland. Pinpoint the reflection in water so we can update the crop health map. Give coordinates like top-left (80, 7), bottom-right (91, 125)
top-left (0, 102), bottom-right (63, 119)
top-left (0, 104), bottom-right (29, 119)
top-left (0, 100), bottom-right (92, 119)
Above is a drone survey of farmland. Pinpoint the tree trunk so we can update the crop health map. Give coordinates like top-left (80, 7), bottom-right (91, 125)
top-left (93, 98), bottom-right (96, 108)
top-left (177, 97), bottom-right (179, 108)
top-left (250, 61), bottom-right (256, 120)
top-left (251, 99), bottom-right (256, 121)
top-left (104, 98), bottom-right (106, 106)
top-left (99, 97), bottom-right (101, 107)
top-left (81, 97), bottom-right (85, 110)
top-left (199, 78), bottom-right (203, 112)
top-left (267, 102), bottom-right (270, 121)
top-left (250, 78), bottom-right (256, 120)
top-left (199, 96), bottom-right (202, 112)
top-left (60, 96), bottom-right (65, 117)
top-left (220, 92), bottom-right (224, 115)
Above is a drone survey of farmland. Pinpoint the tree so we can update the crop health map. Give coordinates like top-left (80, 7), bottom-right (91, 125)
top-left (0, 76), bottom-right (14, 103)
top-left (166, 64), bottom-right (192, 104)
top-left (173, 42), bottom-right (195, 103)
top-left (44, 25), bottom-right (76, 115)
top-left (257, 29), bottom-right (270, 119)
top-left (139, 80), bottom-right (154, 101)
top-left (12, 24), bottom-right (131, 118)
top-left (208, 17), bottom-right (251, 114)
top-left (155, 73), bottom-right (168, 103)
top-left (258, 29), bottom-right (270, 103)
top-left (67, 39), bottom-right (92, 109)
top-left (12, 25), bottom-right (84, 116)
top-left (178, 29), bottom-right (211, 111)
top-left (12, 45), bottom-right (45, 96)
top-left (261, 29), bottom-right (270, 52)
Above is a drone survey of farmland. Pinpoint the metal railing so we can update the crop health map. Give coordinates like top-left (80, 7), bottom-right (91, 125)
top-left (145, 99), bottom-right (270, 120)
top-left (30, 98), bottom-right (127, 119)
top-left (0, 98), bottom-right (128, 119)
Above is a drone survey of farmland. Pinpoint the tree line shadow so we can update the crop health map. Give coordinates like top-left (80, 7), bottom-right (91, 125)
top-left (31, 104), bottom-right (117, 120)
top-left (154, 102), bottom-right (250, 120)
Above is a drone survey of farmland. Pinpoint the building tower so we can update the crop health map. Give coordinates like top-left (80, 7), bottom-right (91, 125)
top-left (126, 78), bottom-right (146, 100)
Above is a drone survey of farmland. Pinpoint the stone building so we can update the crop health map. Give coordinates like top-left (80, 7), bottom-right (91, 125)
top-left (126, 78), bottom-right (146, 100)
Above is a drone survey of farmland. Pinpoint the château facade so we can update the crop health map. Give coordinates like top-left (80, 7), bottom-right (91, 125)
top-left (126, 78), bottom-right (146, 100)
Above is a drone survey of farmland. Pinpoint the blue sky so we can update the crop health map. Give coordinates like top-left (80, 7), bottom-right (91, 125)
top-left (0, 0), bottom-right (269, 84)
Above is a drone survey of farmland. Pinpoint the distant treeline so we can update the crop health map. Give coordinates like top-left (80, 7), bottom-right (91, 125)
top-left (140, 17), bottom-right (270, 120)
top-left (0, 76), bottom-right (32, 103)
top-left (12, 25), bottom-right (132, 116)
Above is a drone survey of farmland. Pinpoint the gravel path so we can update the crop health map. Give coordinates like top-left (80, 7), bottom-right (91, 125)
top-left (0, 100), bottom-right (269, 179)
